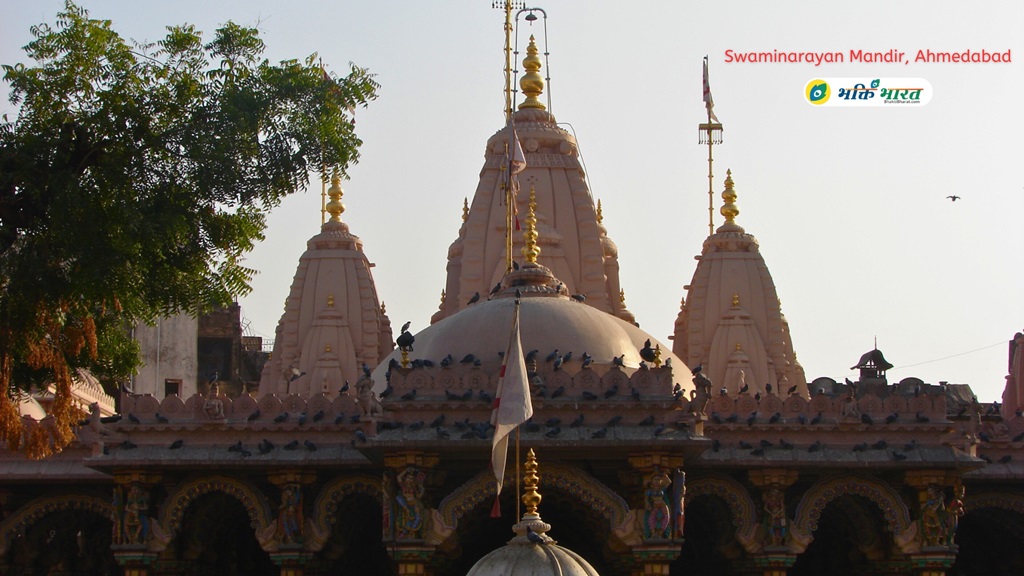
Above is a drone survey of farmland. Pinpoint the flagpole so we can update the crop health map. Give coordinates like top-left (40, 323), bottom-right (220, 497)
top-left (699, 56), bottom-right (724, 237)
top-left (320, 58), bottom-right (327, 226)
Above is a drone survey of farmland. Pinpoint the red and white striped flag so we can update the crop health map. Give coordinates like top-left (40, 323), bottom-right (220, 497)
top-left (489, 299), bottom-right (533, 517)
top-left (703, 56), bottom-right (720, 123)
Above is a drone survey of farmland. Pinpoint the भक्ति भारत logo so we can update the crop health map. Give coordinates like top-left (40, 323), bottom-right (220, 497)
top-left (805, 79), bottom-right (830, 105)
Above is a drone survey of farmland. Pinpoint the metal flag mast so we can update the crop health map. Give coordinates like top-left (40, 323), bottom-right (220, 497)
top-left (699, 55), bottom-right (724, 236)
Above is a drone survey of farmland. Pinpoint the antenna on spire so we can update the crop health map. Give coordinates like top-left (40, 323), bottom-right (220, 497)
top-left (699, 56), bottom-right (724, 236)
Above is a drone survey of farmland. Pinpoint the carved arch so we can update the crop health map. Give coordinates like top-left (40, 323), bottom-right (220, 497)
top-left (158, 475), bottom-right (273, 539)
top-left (307, 474), bottom-right (381, 548)
top-left (966, 492), bottom-right (1024, 516)
top-left (685, 474), bottom-right (759, 552)
top-left (435, 462), bottom-right (630, 533)
top-left (793, 475), bottom-right (912, 536)
top-left (0, 494), bottom-right (112, 556)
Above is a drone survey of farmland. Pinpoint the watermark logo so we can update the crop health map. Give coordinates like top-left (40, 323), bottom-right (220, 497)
top-left (805, 79), bottom-right (830, 105)
top-left (805, 78), bottom-right (932, 106)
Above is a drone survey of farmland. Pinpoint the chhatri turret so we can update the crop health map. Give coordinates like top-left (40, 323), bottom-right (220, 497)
top-left (431, 21), bottom-right (634, 326)
top-left (258, 174), bottom-right (394, 397)
top-left (672, 170), bottom-right (807, 397)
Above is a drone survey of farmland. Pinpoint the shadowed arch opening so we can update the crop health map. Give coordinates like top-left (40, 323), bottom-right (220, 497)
top-left (307, 491), bottom-right (393, 576)
top-left (674, 493), bottom-right (746, 576)
top-left (158, 475), bottom-right (273, 542)
top-left (951, 498), bottom-right (1024, 576)
top-left (790, 494), bottom-right (894, 576)
top-left (167, 491), bottom-right (276, 576)
top-left (1, 505), bottom-right (118, 576)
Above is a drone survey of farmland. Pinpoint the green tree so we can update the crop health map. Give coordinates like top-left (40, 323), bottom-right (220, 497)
top-left (0, 2), bottom-right (378, 456)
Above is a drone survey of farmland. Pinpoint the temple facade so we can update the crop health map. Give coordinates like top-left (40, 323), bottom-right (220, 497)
top-left (2, 11), bottom-right (1024, 576)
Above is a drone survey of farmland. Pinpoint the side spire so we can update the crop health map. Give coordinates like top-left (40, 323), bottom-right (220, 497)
top-left (521, 185), bottom-right (540, 264)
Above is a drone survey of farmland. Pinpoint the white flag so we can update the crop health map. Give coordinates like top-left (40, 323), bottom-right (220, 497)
top-left (703, 56), bottom-right (720, 123)
top-left (490, 300), bottom-right (532, 512)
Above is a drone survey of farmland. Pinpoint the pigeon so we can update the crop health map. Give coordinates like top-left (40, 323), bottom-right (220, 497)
top-left (552, 356), bottom-right (564, 371)
top-left (525, 349), bottom-right (539, 362)
top-left (754, 392), bottom-right (762, 401)
top-left (892, 450), bottom-right (908, 461)
top-left (247, 409), bottom-right (261, 422)
top-left (353, 429), bottom-right (367, 443)
top-left (524, 421), bottom-right (542, 433)
top-left (467, 292), bottom-right (481, 305)
top-left (272, 411), bottom-right (289, 424)
top-left (861, 413), bottom-right (874, 425)
top-left (440, 354), bottom-right (453, 368)
top-left (1012, 430), bottom-right (1024, 443)
top-left (711, 413), bottom-right (723, 424)
top-left (999, 455), bottom-right (1013, 464)
top-left (128, 413), bottom-right (141, 424)
top-left (380, 385), bottom-right (394, 399)
top-left (759, 439), bottom-right (773, 449)
top-left (408, 421), bottom-right (425, 431)
top-left (569, 414), bottom-right (585, 427)
top-left (639, 361), bottom-right (649, 370)
top-left (738, 440), bottom-right (753, 450)
top-left (571, 294), bottom-right (586, 302)
top-left (852, 442), bottom-right (868, 452)
top-left (885, 413), bottom-right (899, 424)
top-left (155, 413), bottom-right (169, 424)
top-left (240, 448), bottom-right (252, 458)
top-left (289, 368), bottom-right (306, 382)
top-left (545, 417), bottom-right (561, 427)
top-left (915, 412), bottom-right (930, 423)
top-left (765, 383), bottom-right (773, 394)
top-left (550, 386), bottom-right (564, 398)
top-left (460, 354), bottom-right (477, 365)
top-left (430, 415), bottom-right (446, 428)
top-left (654, 424), bottom-right (668, 437)
top-left (612, 355), bottom-right (625, 367)
top-left (591, 427), bottom-right (608, 439)
top-left (604, 384), bottom-right (619, 399)
top-left (401, 389), bottom-right (417, 401)
top-left (478, 390), bottom-right (492, 403)
top-left (746, 412), bottom-right (758, 426)
top-left (362, 363), bottom-right (372, 378)
top-left (490, 282), bottom-right (502, 296)
top-left (712, 439), bottom-right (721, 452)
top-left (304, 440), bottom-right (317, 452)
top-left (283, 440), bottom-right (300, 450)
top-left (445, 390), bottom-right (461, 401)
top-left (562, 351), bottom-right (573, 363)
top-left (872, 440), bottom-right (888, 450)
top-left (946, 195), bottom-right (961, 202)
top-left (228, 440), bottom-right (244, 452)
top-left (691, 364), bottom-right (703, 375)
top-left (808, 440), bottom-right (823, 453)
top-left (169, 439), bottom-right (183, 450)
top-left (631, 387), bottom-right (641, 401)
top-left (779, 438), bottom-right (794, 450)
top-left (526, 526), bottom-right (546, 544)
top-left (797, 414), bottom-right (807, 425)
top-left (334, 414), bottom-right (346, 425)
top-left (738, 383), bottom-right (749, 395)
top-left (312, 410), bottom-right (325, 423)
top-left (751, 448), bottom-right (765, 456)
top-left (725, 413), bottom-right (739, 423)
top-left (810, 412), bottom-right (823, 425)
top-left (545, 427), bottom-right (562, 438)
top-left (787, 384), bottom-right (799, 395)
top-left (546, 349), bottom-right (560, 363)
top-left (769, 412), bottom-right (782, 424)
top-left (639, 415), bottom-right (655, 426)
top-left (436, 427), bottom-right (450, 440)
top-left (606, 415), bottom-right (622, 427)
top-left (258, 439), bottom-right (274, 454)
top-left (580, 391), bottom-right (598, 401)
top-left (639, 339), bottom-right (657, 363)
top-left (298, 413), bottom-right (308, 426)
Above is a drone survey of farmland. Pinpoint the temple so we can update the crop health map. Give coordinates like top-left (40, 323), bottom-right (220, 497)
top-left (2, 8), bottom-right (1023, 576)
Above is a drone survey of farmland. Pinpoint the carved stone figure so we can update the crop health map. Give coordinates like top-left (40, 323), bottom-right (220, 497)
top-left (946, 483), bottom-right (965, 546)
top-left (643, 468), bottom-right (672, 540)
top-left (395, 467), bottom-right (426, 540)
top-left (690, 373), bottom-right (712, 416)
top-left (119, 485), bottom-right (150, 545)
top-left (355, 375), bottom-right (383, 418)
top-left (278, 483), bottom-right (303, 544)
top-left (921, 485), bottom-right (948, 548)
top-left (763, 487), bottom-right (788, 547)
top-left (203, 382), bottom-right (225, 420)
top-left (840, 388), bottom-right (859, 420)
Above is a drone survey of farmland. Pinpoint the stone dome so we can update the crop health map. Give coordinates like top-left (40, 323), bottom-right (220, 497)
top-left (373, 262), bottom-right (687, 394)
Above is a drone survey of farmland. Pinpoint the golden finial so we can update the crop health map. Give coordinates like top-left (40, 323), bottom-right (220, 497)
top-left (521, 185), bottom-right (540, 264)
top-left (462, 197), bottom-right (469, 222)
top-left (720, 169), bottom-right (738, 224)
top-left (732, 292), bottom-right (740, 306)
top-left (518, 35), bottom-right (546, 110)
top-left (380, 302), bottom-right (386, 314)
top-left (620, 288), bottom-right (626, 305)
top-left (327, 294), bottom-right (335, 308)
top-left (596, 199), bottom-right (604, 224)
top-left (522, 448), bottom-right (542, 515)
top-left (325, 172), bottom-right (346, 221)
top-left (653, 344), bottom-right (662, 368)
top-left (325, 343), bottom-right (332, 353)
top-left (439, 289), bottom-right (446, 306)
top-left (401, 348), bottom-right (410, 369)
top-left (735, 342), bottom-right (742, 352)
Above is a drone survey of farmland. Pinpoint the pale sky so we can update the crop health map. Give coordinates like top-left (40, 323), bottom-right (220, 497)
top-left (3, 1), bottom-right (1021, 402)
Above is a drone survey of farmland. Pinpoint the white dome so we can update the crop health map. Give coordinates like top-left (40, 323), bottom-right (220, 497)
top-left (465, 515), bottom-right (601, 576)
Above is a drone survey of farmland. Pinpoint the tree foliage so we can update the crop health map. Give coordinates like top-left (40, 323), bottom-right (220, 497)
top-left (0, 2), bottom-right (378, 456)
